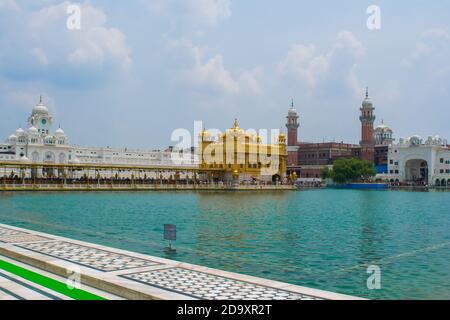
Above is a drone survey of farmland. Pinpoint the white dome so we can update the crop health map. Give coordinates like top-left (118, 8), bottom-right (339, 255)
top-left (15, 128), bottom-right (25, 136)
top-left (55, 127), bottom-right (65, 136)
top-left (28, 126), bottom-right (38, 135)
top-left (33, 104), bottom-right (49, 114)
top-left (288, 99), bottom-right (298, 116)
top-left (362, 97), bottom-right (373, 108)
top-left (8, 134), bottom-right (17, 141)
top-left (288, 107), bottom-right (298, 116)
top-left (32, 96), bottom-right (49, 114)
top-left (362, 88), bottom-right (373, 108)
top-left (375, 122), bottom-right (392, 132)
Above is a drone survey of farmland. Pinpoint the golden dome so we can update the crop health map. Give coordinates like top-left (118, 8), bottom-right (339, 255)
top-left (225, 118), bottom-right (245, 136)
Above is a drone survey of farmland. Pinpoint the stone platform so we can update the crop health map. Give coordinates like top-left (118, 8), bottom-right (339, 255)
top-left (0, 224), bottom-right (360, 300)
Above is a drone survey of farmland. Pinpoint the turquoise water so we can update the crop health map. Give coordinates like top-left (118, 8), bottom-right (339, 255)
top-left (1, 189), bottom-right (450, 300)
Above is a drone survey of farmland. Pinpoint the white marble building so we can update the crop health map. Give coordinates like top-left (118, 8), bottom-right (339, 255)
top-left (387, 135), bottom-right (450, 186)
top-left (0, 98), bottom-right (197, 167)
top-left (374, 121), bottom-right (394, 146)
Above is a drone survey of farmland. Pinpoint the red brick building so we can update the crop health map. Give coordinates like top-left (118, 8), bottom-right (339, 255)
top-left (286, 89), bottom-right (387, 179)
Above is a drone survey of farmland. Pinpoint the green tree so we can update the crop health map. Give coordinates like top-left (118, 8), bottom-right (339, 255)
top-left (330, 158), bottom-right (376, 184)
top-left (320, 166), bottom-right (331, 180)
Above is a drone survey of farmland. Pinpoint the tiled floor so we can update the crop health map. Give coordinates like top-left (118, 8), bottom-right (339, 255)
top-left (122, 267), bottom-right (322, 300)
top-left (0, 224), bottom-right (357, 300)
top-left (0, 235), bottom-right (51, 244)
top-left (16, 241), bottom-right (160, 272)
top-left (0, 226), bottom-right (28, 237)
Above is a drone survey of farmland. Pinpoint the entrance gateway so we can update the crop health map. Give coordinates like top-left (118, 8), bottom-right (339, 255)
top-left (404, 159), bottom-right (428, 184)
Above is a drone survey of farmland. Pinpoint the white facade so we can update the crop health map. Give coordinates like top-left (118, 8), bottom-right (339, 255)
top-left (387, 135), bottom-right (450, 186)
top-left (374, 121), bottom-right (394, 146)
top-left (0, 98), bottom-right (197, 167)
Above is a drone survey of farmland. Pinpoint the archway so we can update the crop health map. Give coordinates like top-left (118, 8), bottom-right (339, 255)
top-left (43, 151), bottom-right (56, 178)
top-left (435, 179), bottom-right (441, 186)
top-left (44, 151), bottom-right (55, 163)
top-left (58, 153), bottom-right (67, 178)
top-left (31, 151), bottom-right (40, 163)
top-left (30, 151), bottom-right (40, 179)
top-left (442, 179), bottom-right (447, 187)
top-left (58, 153), bottom-right (67, 164)
top-left (405, 159), bottom-right (428, 184)
top-left (272, 174), bottom-right (281, 184)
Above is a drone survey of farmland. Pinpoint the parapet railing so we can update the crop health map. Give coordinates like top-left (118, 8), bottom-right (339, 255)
top-left (0, 183), bottom-right (295, 191)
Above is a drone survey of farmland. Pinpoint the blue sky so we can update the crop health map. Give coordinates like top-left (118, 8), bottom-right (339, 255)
top-left (1, 0), bottom-right (449, 148)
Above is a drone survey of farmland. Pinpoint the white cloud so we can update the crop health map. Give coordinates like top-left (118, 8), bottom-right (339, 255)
top-left (277, 44), bottom-right (329, 88)
top-left (334, 31), bottom-right (365, 56)
top-left (34, 2), bottom-right (131, 69)
top-left (278, 31), bottom-right (364, 93)
top-left (169, 39), bottom-right (262, 95)
top-left (141, 0), bottom-right (231, 27)
top-left (239, 67), bottom-right (264, 95)
top-left (403, 28), bottom-right (450, 67)
top-left (0, 0), bottom-right (19, 10)
top-left (0, 1), bottom-right (132, 84)
top-left (189, 54), bottom-right (240, 94)
top-left (347, 64), bottom-right (363, 99)
top-left (31, 47), bottom-right (49, 65)
top-left (188, 0), bottom-right (231, 25)
top-left (5, 91), bottom-right (54, 111)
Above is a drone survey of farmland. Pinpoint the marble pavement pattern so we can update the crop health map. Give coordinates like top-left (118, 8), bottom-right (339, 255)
top-left (0, 224), bottom-right (361, 300)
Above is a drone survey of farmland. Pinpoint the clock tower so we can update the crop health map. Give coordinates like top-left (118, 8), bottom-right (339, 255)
top-left (28, 96), bottom-right (53, 135)
top-left (359, 88), bottom-right (375, 163)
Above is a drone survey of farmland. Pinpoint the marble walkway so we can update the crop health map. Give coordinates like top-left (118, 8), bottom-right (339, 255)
top-left (0, 223), bottom-right (361, 300)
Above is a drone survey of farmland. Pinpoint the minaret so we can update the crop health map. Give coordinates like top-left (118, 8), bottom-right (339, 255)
top-left (286, 99), bottom-right (300, 166)
top-left (286, 99), bottom-right (299, 146)
top-left (359, 87), bottom-right (376, 163)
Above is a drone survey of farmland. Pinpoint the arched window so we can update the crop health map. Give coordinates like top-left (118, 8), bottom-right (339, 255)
top-left (59, 153), bottom-right (67, 164)
top-left (31, 151), bottom-right (39, 162)
top-left (44, 151), bottom-right (55, 163)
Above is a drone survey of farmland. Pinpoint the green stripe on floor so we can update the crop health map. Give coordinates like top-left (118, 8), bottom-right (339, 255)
top-left (0, 259), bottom-right (106, 300)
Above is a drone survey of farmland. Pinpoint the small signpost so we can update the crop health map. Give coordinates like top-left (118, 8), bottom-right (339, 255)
top-left (164, 224), bottom-right (176, 252)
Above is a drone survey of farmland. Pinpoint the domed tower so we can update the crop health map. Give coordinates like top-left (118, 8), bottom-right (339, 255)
top-left (286, 99), bottom-right (299, 147)
top-left (28, 96), bottom-right (52, 136)
top-left (55, 126), bottom-right (67, 145)
top-left (359, 88), bottom-right (376, 163)
top-left (285, 99), bottom-right (300, 167)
